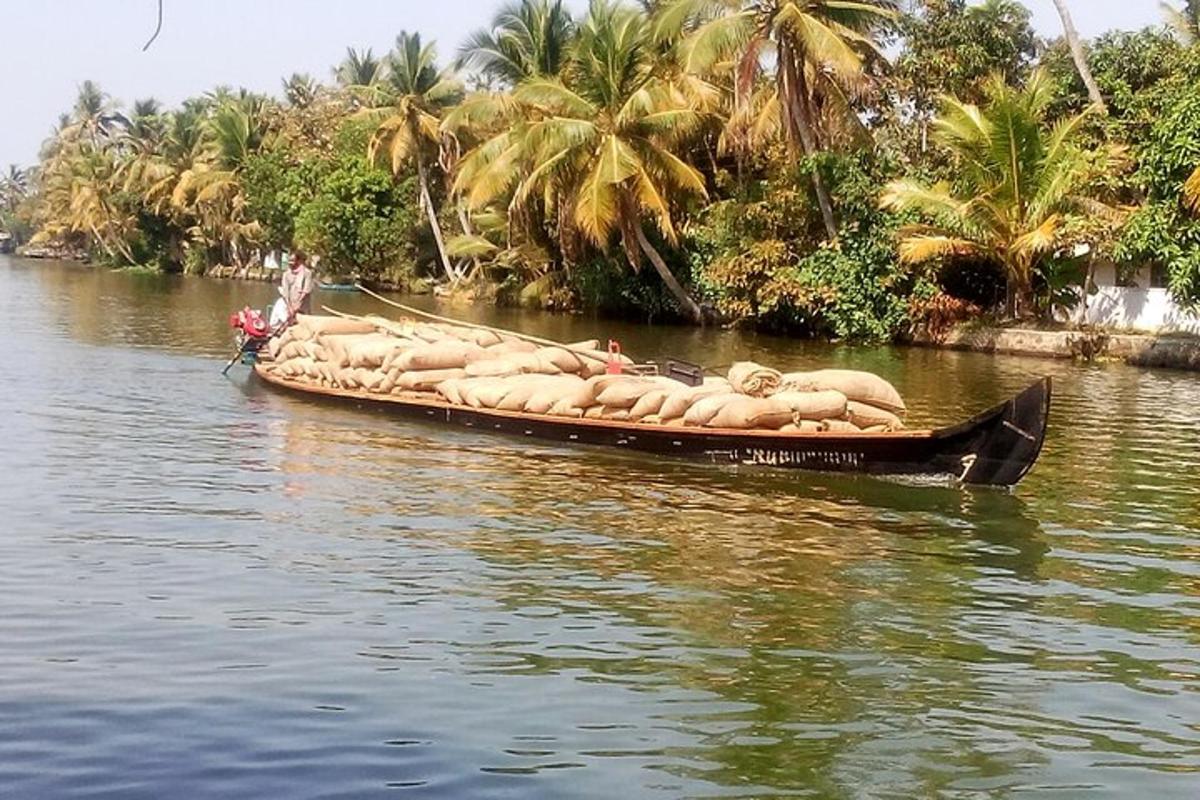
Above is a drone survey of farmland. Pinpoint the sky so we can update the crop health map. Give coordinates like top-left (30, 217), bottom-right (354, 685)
top-left (0, 0), bottom-right (1167, 168)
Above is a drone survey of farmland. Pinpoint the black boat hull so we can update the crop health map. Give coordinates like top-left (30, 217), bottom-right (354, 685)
top-left (253, 367), bottom-right (1050, 488)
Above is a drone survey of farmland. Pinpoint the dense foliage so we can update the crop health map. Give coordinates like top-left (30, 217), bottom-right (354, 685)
top-left (6, 0), bottom-right (1200, 338)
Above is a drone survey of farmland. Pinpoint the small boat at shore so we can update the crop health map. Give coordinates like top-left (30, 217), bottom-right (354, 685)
top-left (253, 364), bottom-right (1049, 488)
top-left (317, 281), bottom-right (359, 292)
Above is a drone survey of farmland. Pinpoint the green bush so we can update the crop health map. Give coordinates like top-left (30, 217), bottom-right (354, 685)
top-left (1113, 49), bottom-right (1200, 304)
top-left (293, 156), bottom-right (419, 282)
top-left (687, 153), bottom-right (935, 341)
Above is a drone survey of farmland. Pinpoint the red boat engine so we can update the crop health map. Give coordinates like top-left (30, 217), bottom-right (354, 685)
top-left (230, 306), bottom-right (270, 338)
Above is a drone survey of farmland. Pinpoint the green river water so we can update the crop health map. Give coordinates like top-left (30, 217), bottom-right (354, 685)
top-left (1, 256), bottom-right (1197, 798)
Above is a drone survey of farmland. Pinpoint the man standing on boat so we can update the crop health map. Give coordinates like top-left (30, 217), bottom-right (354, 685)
top-left (280, 250), bottom-right (314, 323)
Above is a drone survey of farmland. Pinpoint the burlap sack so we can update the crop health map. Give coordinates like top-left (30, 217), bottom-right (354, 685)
top-left (398, 340), bottom-right (486, 371)
top-left (465, 379), bottom-right (516, 409)
top-left (779, 420), bottom-right (824, 434)
top-left (728, 362), bottom-right (782, 397)
top-left (497, 375), bottom-right (582, 412)
top-left (289, 323), bottom-right (314, 341)
top-left (293, 357), bottom-right (319, 379)
top-left (600, 407), bottom-right (631, 422)
top-left (845, 401), bottom-right (905, 431)
top-left (471, 329), bottom-right (504, 347)
top-left (822, 419), bottom-right (861, 433)
top-left (413, 323), bottom-right (451, 343)
top-left (524, 377), bottom-right (587, 413)
top-left (365, 316), bottom-right (416, 339)
top-left (465, 356), bottom-right (526, 378)
top-left (779, 369), bottom-right (906, 414)
top-left (582, 405), bottom-right (605, 419)
top-left (533, 346), bottom-right (593, 374)
top-left (348, 338), bottom-right (407, 369)
top-left (358, 368), bottom-right (387, 392)
top-left (482, 339), bottom-right (540, 356)
top-left (771, 390), bottom-right (849, 421)
top-left (267, 336), bottom-right (285, 359)
top-left (659, 379), bottom-right (733, 421)
top-left (629, 389), bottom-right (670, 421)
top-left (683, 392), bottom-right (742, 426)
top-left (595, 378), bottom-right (658, 409)
top-left (398, 367), bottom-right (468, 392)
top-left (295, 314), bottom-right (377, 337)
top-left (709, 397), bottom-right (793, 430)
top-left (439, 374), bottom-right (484, 400)
top-left (547, 398), bottom-right (586, 418)
top-left (280, 341), bottom-right (306, 361)
top-left (320, 333), bottom-right (393, 367)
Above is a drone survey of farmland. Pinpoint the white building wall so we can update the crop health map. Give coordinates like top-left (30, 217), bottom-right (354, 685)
top-left (1064, 262), bottom-right (1200, 334)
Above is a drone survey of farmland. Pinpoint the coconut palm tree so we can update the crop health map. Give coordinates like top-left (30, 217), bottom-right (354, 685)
top-left (335, 47), bottom-right (386, 88)
top-left (456, 0), bottom-right (710, 321)
top-left (1, 165), bottom-right (29, 212)
top-left (657, 0), bottom-right (897, 239)
top-left (880, 70), bottom-right (1108, 317)
top-left (367, 31), bottom-right (464, 283)
top-left (458, 0), bottom-right (575, 86)
top-left (283, 73), bottom-right (318, 109)
top-left (66, 80), bottom-right (126, 147)
top-left (172, 101), bottom-right (267, 268)
top-left (1048, 0), bottom-right (1106, 112)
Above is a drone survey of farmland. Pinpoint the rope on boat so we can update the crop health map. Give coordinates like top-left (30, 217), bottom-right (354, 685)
top-left (348, 284), bottom-right (619, 366)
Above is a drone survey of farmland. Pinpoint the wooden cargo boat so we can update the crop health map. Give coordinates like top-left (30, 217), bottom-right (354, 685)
top-left (254, 365), bottom-right (1050, 488)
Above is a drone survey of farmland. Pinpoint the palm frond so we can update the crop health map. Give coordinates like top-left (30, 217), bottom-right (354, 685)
top-left (1184, 165), bottom-right (1200, 214)
top-left (897, 233), bottom-right (982, 264)
top-left (514, 79), bottom-right (596, 117)
top-left (574, 159), bottom-right (619, 245)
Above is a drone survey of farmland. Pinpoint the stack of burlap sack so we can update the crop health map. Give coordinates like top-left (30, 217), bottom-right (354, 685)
top-left (263, 314), bottom-right (906, 433)
top-left (262, 313), bottom-right (621, 394)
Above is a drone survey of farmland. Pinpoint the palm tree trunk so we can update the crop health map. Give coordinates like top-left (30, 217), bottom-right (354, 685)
top-left (632, 223), bottom-right (705, 325)
top-left (415, 153), bottom-right (457, 284)
top-left (455, 204), bottom-right (484, 281)
top-left (1050, 0), bottom-right (1107, 112)
top-left (778, 40), bottom-right (838, 239)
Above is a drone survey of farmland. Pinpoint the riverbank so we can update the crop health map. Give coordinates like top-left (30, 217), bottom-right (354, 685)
top-left (13, 253), bottom-right (1200, 371)
top-left (912, 325), bottom-right (1200, 371)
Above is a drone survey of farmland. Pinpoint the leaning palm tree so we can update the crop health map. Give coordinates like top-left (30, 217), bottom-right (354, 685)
top-left (457, 0), bottom-right (709, 321)
top-left (880, 70), bottom-right (1106, 318)
top-left (367, 31), bottom-right (464, 283)
top-left (658, 0), bottom-right (898, 239)
top-left (458, 0), bottom-right (575, 86)
top-left (1162, 1), bottom-right (1200, 44)
top-left (1048, 0), bottom-right (1106, 112)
